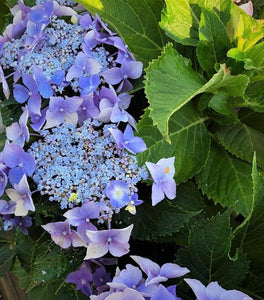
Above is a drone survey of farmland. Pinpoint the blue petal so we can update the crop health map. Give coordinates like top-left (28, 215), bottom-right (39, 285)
top-left (13, 84), bottom-right (29, 103)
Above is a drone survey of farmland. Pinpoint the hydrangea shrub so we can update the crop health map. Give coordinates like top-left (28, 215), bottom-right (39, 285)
top-left (0, 0), bottom-right (263, 299)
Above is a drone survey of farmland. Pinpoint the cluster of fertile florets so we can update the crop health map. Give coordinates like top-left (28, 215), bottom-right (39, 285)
top-left (29, 120), bottom-right (148, 211)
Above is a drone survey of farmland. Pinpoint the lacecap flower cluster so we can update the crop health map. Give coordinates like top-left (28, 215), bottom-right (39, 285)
top-left (0, 1), bottom-right (250, 300)
top-left (0, 0), bottom-right (176, 260)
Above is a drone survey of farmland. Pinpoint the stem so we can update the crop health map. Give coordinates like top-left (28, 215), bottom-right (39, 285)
top-left (107, 219), bottom-right (111, 230)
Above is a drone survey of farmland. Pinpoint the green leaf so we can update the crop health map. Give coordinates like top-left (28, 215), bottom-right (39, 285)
top-left (244, 80), bottom-right (264, 112)
top-left (197, 8), bottom-right (232, 75)
top-left (145, 43), bottom-right (249, 141)
top-left (127, 182), bottom-right (203, 241)
top-left (137, 103), bottom-right (210, 183)
top-left (28, 280), bottom-right (87, 300)
top-left (176, 209), bottom-right (249, 288)
top-left (208, 92), bottom-right (233, 115)
top-left (12, 257), bottom-right (31, 290)
top-left (216, 123), bottom-right (264, 169)
top-left (160, 0), bottom-right (200, 46)
top-left (227, 41), bottom-right (264, 70)
top-left (239, 109), bottom-right (264, 132)
top-left (159, 0), bottom-right (231, 46)
top-left (233, 154), bottom-right (264, 272)
top-left (0, 245), bottom-right (15, 277)
top-left (196, 143), bottom-right (253, 216)
top-left (145, 43), bottom-right (205, 142)
top-left (75, 0), bottom-right (167, 67)
top-left (227, 2), bottom-right (264, 62)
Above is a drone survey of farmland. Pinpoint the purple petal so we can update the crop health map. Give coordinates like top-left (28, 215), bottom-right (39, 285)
top-left (65, 96), bottom-right (83, 113)
top-left (184, 279), bottom-right (209, 300)
top-left (50, 70), bottom-right (65, 85)
top-left (6, 122), bottom-right (21, 141)
top-left (206, 282), bottom-right (226, 300)
top-left (28, 94), bottom-right (41, 115)
top-left (121, 61), bottom-right (143, 79)
top-left (66, 64), bottom-right (81, 81)
top-left (108, 240), bottom-right (130, 257)
top-left (0, 171), bottom-right (7, 196)
top-left (124, 137), bottom-right (147, 154)
top-left (1, 143), bottom-right (22, 168)
top-left (108, 128), bottom-right (124, 150)
top-left (13, 84), bottom-right (29, 103)
top-left (110, 104), bottom-right (128, 123)
top-left (45, 110), bottom-right (63, 129)
top-left (16, 174), bottom-right (30, 194)
top-left (150, 285), bottom-right (177, 300)
top-left (70, 230), bottom-right (87, 247)
top-left (85, 242), bottom-right (108, 260)
top-left (130, 256), bottom-right (160, 278)
top-left (83, 30), bottom-right (98, 50)
top-left (23, 74), bottom-right (38, 91)
top-left (80, 14), bottom-right (92, 28)
top-left (113, 264), bottom-right (142, 288)
top-left (152, 183), bottom-right (165, 206)
top-left (33, 66), bottom-right (53, 98)
top-left (8, 167), bottom-right (24, 186)
top-left (21, 152), bottom-right (35, 176)
top-left (105, 180), bottom-right (129, 209)
top-left (160, 263), bottom-right (189, 278)
top-left (123, 125), bottom-right (134, 140)
top-left (106, 288), bottom-right (145, 300)
top-left (161, 180), bottom-right (176, 200)
top-left (0, 199), bottom-right (15, 214)
top-left (157, 157), bottom-right (175, 181)
top-left (145, 162), bottom-right (163, 183)
top-left (102, 67), bottom-right (123, 85)
top-left (79, 75), bottom-right (100, 95)
top-left (219, 290), bottom-right (253, 300)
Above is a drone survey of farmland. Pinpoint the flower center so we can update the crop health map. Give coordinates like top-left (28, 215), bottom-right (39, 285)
top-left (164, 166), bottom-right (170, 174)
top-left (107, 237), bottom-right (112, 243)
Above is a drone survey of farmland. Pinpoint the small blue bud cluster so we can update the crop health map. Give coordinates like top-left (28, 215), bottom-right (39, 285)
top-left (29, 119), bottom-right (148, 210)
top-left (2, 17), bottom-right (85, 79)
top-left (36, 0), bottom-right (76, 6)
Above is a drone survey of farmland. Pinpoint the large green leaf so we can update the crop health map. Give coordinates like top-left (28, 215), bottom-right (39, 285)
top-left (233, 155), bottom-right (264, 273)
top-left (159, 0), bottom-right (231, 46)
top-left (124, 181), bottom-right (203, 241)
top-left (244, 80), bottom-right (264, 113)
top-left (0, 245), bottom-right (15, 277)
top-left (196, 143), bottom-right (253, 216)
top-left (176, 209), bottom-right (249, 288)
top-left (145, 43), bottom-right (249, 141)
top-left (137, 104), bottom-right (210, 183)
top-left (216, 123), bottom-right (264, 169)
top-left (197, 8), bottom-right (232, 74)
top-left (227, 1), bottom-right (264, 64)
top-left (227, 41), bottom-right (264, 70)
top-left (75, 0), bottom-right (167, 67)
top-left (160, 0), bottom-right (200, 46)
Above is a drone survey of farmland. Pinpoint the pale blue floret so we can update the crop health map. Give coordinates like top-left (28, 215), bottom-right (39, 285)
top-left (29, 120), bottom-right (147, 210)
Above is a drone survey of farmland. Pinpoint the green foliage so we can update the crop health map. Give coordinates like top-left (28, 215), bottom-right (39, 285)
top-left (0, 245), bottom-right (15, 277)
top-left (197, 143), bottom-right (253, 216)
top-left (12, 232), bottom-right (85, 295)
top-left (145, 43), bottom-right (249, 141)
top-left (159, 0), bottom-right (199, 46)
top-left (137, 104), bottom-right (210, 183)
top-left (216, 123), bottom-right (264, 169)
top-left (74, 0), bottom-right (168, 67)
top-left (127, 181), bottom-right (204, 241)
top-left (232, 155), bottom-right (264, 273)
top-left (176, 209), bottom-right (249, 288)
top-left (197, 8), bottom-right (232, 75)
